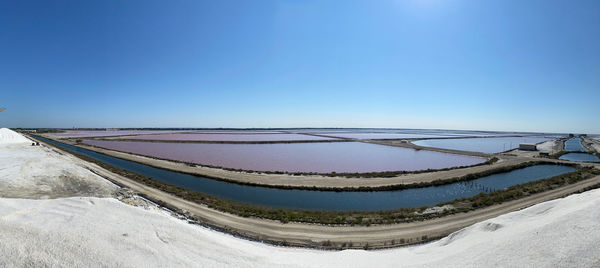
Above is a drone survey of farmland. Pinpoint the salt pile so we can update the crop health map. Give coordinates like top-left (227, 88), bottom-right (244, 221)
top-left (0, 128), bottom-right (30, 144)
top-left (0, 128), bottom-right (118, 199)
top-left (1, 188), bottom-right (599, 267)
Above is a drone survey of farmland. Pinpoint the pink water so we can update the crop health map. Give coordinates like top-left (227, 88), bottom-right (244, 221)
top-left (190, 130), bottom-right (286, 134)
top-left (126, 133), bottom-right (337, 142)
top-left (83, 140), bottom-right (486, 173)
top-left (288, 129), bottom-right (529, 137)
top-left (323, 133), bottom-right (456, 139)
top-left (52, 130), bottom-right (194, 138)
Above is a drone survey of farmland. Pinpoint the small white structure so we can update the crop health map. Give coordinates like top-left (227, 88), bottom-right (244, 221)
top-left (519, 143), bottom-right (537, 151)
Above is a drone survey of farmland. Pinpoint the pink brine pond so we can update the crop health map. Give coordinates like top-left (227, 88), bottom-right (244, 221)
top-left (83, 140), bottom-right (486, 173)
top-left (125, 133), bottom-right (336, 142)
top-left (51, 130), bottom-right (194, 138)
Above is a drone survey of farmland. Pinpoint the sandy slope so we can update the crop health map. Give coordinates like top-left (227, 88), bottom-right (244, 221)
top-left (0, 135), bottom-right (117, 199)
top-left (589, 139), bottom-right (600, 152)
top-left (1, 189), bottom-right (599, 267)
top-left (536, 139), bottom-right (558, 153)
top-left (0, 128), bottom-right (30, 144)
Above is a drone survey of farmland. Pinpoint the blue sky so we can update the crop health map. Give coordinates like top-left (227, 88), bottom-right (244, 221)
top-left (1, 0), bottom-right (598, 133)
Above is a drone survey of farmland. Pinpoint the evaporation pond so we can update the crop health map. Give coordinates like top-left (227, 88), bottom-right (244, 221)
top-left (83, 140), bottom-right (486, 173)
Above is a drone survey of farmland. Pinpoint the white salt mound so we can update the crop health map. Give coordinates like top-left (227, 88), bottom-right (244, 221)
top-left (0, 128), bottom-right (30, 144)
top-left (2, 189), bottom-right (600, 267)
top-left (0, 131), bottom-right (118, 199)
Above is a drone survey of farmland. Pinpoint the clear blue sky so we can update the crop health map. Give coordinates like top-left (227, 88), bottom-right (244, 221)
top-left (1, 0), bottom-right (598, 133)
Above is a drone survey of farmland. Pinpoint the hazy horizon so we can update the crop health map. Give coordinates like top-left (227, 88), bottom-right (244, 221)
top-left (8, 126), bottom-right (593, 136)
top-left (1, 0), bottom-right (599, 133)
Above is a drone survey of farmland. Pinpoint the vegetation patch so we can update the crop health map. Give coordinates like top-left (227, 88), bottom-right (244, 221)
top-left (448, 167), bottom-right (600, 209)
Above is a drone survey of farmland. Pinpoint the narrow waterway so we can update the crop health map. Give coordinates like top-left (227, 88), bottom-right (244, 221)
top-left (564, 138), bottom-right (587, 152)
top-left (560, 138), bottom-right (599, 162)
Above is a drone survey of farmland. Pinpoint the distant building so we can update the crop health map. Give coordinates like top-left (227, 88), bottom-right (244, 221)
top-left (400, 140), bottom-right (409, 144)
top-left (539, 152), bottom-right (550, 157)
top-left (519, 143), bottom-right (537, 151)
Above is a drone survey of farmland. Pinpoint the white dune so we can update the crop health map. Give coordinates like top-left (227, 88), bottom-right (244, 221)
top-left (0, 128), bottom-right (31, 144)
top-left (0, 129), bottom-right (117, 199)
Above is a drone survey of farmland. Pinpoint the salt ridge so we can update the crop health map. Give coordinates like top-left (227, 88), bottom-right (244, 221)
top-left (0, 128), bottom-right (31, 144)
